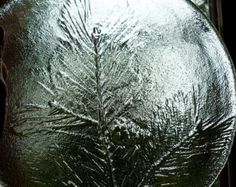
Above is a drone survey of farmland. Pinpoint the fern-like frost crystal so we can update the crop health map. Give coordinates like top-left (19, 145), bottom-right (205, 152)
top-left (0, 0), bottom-right (236, 186)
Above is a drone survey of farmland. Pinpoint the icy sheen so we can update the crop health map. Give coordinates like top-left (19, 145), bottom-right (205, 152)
top-left (0, 0), bottom-right (236, 186)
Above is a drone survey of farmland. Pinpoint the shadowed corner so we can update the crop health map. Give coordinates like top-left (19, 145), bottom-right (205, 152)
top-left (0, 0), bottom-right (7, 7)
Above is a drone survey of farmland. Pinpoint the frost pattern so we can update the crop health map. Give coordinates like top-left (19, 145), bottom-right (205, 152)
top-left (11, 0), bottom-right (235, 186)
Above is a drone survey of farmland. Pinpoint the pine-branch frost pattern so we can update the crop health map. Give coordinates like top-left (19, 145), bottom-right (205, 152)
top-left (14, 0), bottom-right (235, 186)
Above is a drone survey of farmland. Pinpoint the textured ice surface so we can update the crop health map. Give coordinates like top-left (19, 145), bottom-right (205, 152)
top-left (0, 0), bottom-right (236, 186)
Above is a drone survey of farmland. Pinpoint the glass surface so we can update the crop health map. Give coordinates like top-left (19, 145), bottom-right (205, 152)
top-left (1, 0), bottom-right (236, 186)
top-left (191, 0), bottom-right (209, 16)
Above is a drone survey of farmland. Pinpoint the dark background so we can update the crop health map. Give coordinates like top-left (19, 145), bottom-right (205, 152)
top-left (220, 1), bottom-right (236, 187)
top-left (0, 0), bottom-right (7, 7)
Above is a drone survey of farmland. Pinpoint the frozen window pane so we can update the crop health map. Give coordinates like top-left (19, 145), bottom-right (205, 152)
top-left (0, 0), bottom-right (235, 186)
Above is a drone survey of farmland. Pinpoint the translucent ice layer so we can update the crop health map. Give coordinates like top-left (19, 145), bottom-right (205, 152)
top-left (0, 0), bottom-right (235, 186)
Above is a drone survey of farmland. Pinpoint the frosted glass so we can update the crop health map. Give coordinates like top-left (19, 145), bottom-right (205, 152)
top-left (191, 0), bottom-right (209, 15)
top-left (0, 0), bottom-right (235, 186)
